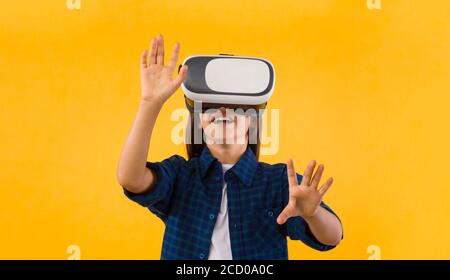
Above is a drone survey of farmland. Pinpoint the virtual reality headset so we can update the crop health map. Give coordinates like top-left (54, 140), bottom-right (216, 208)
top-left (179, 54), bottom-right (275, 112)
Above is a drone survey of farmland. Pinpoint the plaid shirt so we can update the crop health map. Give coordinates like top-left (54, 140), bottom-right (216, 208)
top-left (124, 146), bottom-right (341, 260)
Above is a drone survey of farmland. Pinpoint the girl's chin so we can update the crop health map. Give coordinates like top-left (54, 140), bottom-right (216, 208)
top-left (205, 136), bottom-right (236, 144)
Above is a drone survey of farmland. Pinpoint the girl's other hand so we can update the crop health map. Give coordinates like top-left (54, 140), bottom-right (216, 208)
top-left (140, 34), bottom-right (188, 105)
top-left (277, 159), bottom-right (334, 224)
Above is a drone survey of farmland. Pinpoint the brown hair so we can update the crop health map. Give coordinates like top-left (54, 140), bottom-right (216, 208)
top-left (185, 104), bottom-right (263, 160)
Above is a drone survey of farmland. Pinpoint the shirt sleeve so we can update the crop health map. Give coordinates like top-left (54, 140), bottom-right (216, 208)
top-left (281, 167), bottom-right (343, 251)
top-left (123, 154), bottom-right (186, 220)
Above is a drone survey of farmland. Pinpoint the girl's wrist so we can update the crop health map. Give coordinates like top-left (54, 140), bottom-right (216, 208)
top-left (300, 207), bottom-right (322, 223)
top-left (140, 97), bottom-right (165, 109)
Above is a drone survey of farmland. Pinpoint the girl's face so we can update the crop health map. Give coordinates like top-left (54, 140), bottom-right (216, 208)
top-left (200, 107), bottom-right (251, 145)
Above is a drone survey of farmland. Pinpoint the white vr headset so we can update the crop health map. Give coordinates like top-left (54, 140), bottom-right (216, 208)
top-left (179, 54), bottom-right (275, 112)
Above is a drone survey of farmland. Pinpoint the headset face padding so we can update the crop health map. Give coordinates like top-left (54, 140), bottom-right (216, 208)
top-left (180, 54), bottom-right (275, 107)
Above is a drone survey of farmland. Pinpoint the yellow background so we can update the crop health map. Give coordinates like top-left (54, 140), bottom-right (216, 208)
top-left (1, 0), bottom-right (449, 259)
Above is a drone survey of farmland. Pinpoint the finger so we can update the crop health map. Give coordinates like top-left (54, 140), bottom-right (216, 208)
top-left (311, 164), bottom-right (324, 189)
top-left (141, 49), bottom-right (148, 69)
top-left (156, 34), bottom-right (164, 65)
top-left (148, 37), bottom-right (157, 65)
top-left (167, 42), bottom-right (180, 73)
top-left (277, 206), bottom-right (293, 225)
top-left (287, 159), bottom-right (298, 187)
top-left (300, 160), bottom-right (316, 186)
top-left (170, 64), bottom-right (188, 90)
top-left (319, 177), bottom-right (334, 197)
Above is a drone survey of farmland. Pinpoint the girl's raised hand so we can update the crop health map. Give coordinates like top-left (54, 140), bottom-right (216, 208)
top-left (140, 34), bottom-right (188, 105)
top-left (277, 159), bottom-right (334, 224)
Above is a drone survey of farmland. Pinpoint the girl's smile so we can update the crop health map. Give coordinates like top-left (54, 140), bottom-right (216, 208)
top-left (212, 115), bottom-right (234, 124)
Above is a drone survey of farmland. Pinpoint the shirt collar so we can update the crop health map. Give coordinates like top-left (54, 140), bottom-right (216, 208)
top-left (199, 146), bottom-right (257, 186)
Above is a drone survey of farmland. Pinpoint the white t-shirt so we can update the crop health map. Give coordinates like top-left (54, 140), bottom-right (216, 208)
top-left (208, 163), bottom-right (234, 260)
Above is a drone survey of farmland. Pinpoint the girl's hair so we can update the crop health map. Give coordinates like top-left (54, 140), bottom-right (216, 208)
top-left (185, 105), bottom-right (262, 160)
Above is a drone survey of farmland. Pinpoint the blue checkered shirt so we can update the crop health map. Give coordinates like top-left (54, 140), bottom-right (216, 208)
top-left (124, 146), bottom-right (341, 260)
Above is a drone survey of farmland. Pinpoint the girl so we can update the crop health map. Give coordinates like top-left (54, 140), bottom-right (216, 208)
top-left (117, 34), bottom-right (343, 260)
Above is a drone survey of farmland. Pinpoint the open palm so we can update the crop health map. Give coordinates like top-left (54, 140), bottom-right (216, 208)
top-left (277, 159), bottom-right (334, 224)
top-left (140, 34), bottom-right (188, 104)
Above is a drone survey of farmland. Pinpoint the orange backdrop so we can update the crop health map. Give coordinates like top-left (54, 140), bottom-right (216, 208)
top-left (1, 0), bottom-right (449, 259)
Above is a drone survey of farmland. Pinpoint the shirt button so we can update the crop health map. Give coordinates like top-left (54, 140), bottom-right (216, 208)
top-left (209, 214), bottom-right (215, 220)
top-left (199, 253), bottom-right (205, 259)
top-left (268, 210), bottom-right (274, 217)
top-left (234, 223), bottom-right (238, 229)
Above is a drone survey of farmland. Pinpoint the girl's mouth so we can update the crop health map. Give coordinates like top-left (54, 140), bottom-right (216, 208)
top-left (212, 116), bottom-right (234, 124)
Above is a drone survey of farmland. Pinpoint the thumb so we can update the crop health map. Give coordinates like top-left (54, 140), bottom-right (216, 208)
top-left (277, 205), bottom-right (294, 225)
top-left (171, 64), bottom-right (188, 90)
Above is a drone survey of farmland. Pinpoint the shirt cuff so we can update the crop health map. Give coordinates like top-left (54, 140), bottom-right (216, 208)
top-left (286, 202), bottom-right (343, 251)
top-left (122, 161), bottom-right (174, 219)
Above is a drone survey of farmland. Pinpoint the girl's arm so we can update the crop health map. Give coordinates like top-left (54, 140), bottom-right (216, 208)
top-left (117, 34), bottom-right (188, 194)
top-left (277, 159), bottom-right (343, 246)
